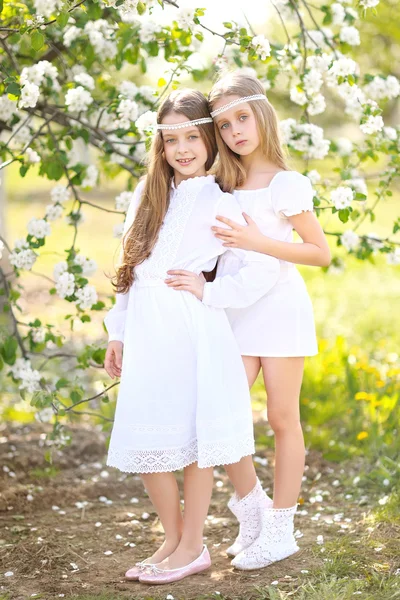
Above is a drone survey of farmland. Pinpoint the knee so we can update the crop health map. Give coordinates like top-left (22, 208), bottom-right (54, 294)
top-left (267, 409), bottom-right (302, 435)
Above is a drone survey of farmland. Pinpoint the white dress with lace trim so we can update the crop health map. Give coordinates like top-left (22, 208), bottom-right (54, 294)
top-left (104, 175), bottom-right (281, 473)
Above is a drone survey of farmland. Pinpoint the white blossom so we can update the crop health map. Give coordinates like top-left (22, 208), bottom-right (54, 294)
top-left (45, 204), bottom-right (64, 221)
top-left (115, 191), bottom-right (135, 211)
top-left (365, 76), bottom-right (400, 101)
top-left (251, 35), bottom-right (271, 60)
top-left (330, 186), bottom-right (354, 209)
top-left (327, 57), bottom-right (359, 84)
top-left (359, 0), bottom-right (379, 7)
top-left (34, 0), bottom-right (63, 18)
top-left (176, 7), bottom-right (195, 30)
top-left (56, 272), bottom-right (76, 299)
top-left (116, 99), bottom-right (139, 129)
top-left (307, 53), bottom-right (332, 74)
top-left (118, 81), bottom-right (138, 99)
top-left (32, 327), bottom-right (46, 343)
top-left (360, 115), bottom-right (384, 135)
top-left (73, 73), bottom-right (95, 90)
top-left (139, 20), bottom-right (162, 43)
top-left (9, 248), bottom-right (37, 270)
top-left (51, 185), bottom-right (71, 204)
top-left (81, 164), bottom-right (98, 188)
top-left (10, 358), bottom-right (41, 393)
top-left (383, 126), bottom-right (397, 141)
top-left (303, 70), bottom-right (324, 94)
top-left (332, 3), bottom-right (346, 25)
top-left (386, 248), bottom-right (400, 265)
top-left (35, 407), bottom-right (54, 423)
top-left (25, 147), bottom-right (41, 163)
top-left (74, 254), bottom-right (97, 276)
top-left (139, 85), bottom-right (156, 104)
top-left (341, 230), bottom-right (359, 251)
top-left (53, 261), bottom-right (68, 281)
top-left (307, 170), bottom-right (321, 185)
top-left (336, 137), bottom-right (353, 155)
top-left (290, 87), bottom-right (307, 106)
top-left (27, 218), bottom-right (51, 239)
top-left (281, 120), bottom-right (330, 160)
top-left (135, 110), bottom-right (157, 135)
top-left (340, 25), bottom-right (360, 46)
top-left (0, 95), bottom-right (18, 122)
top-left (309, 94), bottom-right (326, 115)
top-left (84, 20), bottom-right (118, 61)
top-left (0, 240), bottom-right (4, 259)
top-left (63, 25), bottom-right (82, 47)
top-left (19, 82), bottom-right (40, 109)
top-left (65, 86), bottom-right (94, 113)
top-left (347, 177), bottom-right (367, 196)
top-left (75, 284), bottom-right (98, 310)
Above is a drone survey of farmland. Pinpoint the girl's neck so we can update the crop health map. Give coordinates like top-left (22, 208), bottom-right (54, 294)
top-left (240, 148), bottom-right (279, 177)
top-left (174, 166), bottom-right (207, 188)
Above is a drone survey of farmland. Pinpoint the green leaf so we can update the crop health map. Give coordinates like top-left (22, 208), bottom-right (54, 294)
top-left (56, 11), bottom-right (69, 28)
top-left (6, 82), bottom-right (21, 97)
top-left (1, 336), bottom-right (18, 365)
top-left (137, 1), bottom-right (146, 15)
top-left (81, 314), bottom-right (91, 322)
top-left (31, 31), bottom-right (45, 52)
top-left (70, 390), bottom-right (82, 404)
top-left (56, 378), bottom-right (69, 390)
top-left (92, 348), bottom-right (106, 365)
top-left (338, 208), bottom-right (350, 223)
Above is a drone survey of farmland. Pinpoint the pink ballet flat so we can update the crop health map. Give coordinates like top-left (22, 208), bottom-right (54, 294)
top-left (138, 545), bottom-right (211, 585)
top-left (125, 560), bottom-right (153, 580)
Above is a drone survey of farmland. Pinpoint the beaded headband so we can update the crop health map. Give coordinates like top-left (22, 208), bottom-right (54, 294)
top-left (156, 117), bottom-right (213, 130)
top-left (210, 94), bottom-right (268, 118)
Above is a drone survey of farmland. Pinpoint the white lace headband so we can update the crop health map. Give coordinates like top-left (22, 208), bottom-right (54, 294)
top-left (210, 94), bottom-right (268, 118)
top-left (156, 117), bottom-right (213, 130)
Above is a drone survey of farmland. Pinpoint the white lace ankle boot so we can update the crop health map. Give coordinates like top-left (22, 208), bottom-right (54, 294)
top-left (226, 478), bottom-right (273, 557)
top-left (231, 504), bottom-right (299, 570)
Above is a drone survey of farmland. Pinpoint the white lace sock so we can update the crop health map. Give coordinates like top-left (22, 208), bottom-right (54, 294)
top-left (231, 504), bottom-right (299, 570)
top-left (226, 478), bottom-right (273, 557)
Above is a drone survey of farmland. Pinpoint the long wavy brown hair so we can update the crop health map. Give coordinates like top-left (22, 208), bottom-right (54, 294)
top-left (113, 89), bottom-right (217, 294)
top-left (208, 72), bottom-right (288, 193)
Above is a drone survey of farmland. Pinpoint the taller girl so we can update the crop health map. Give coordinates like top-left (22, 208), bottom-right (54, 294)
top-left (209, 72), bottom-right (330, 568)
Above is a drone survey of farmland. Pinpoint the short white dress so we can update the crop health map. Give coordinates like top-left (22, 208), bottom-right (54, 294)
top-left (104, 175), bottom-right (280, 474)
top-left (210, 170), bottom-right (318, 357)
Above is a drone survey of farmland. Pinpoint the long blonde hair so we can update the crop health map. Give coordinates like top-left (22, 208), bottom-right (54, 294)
top-left (208, 72), bottom-right (288, 192)
top-left (113, 89), bottom-right (217, 294)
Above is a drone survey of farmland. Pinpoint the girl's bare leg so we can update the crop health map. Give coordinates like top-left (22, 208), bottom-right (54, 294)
top-left (140, 472), bottom-right (183, 562)
top-left (158, 463), bottom-right (214, 569)
top-left (261, 357), bottom-right (305, 508)
top-left (224, 356), bottom-right (261, 498)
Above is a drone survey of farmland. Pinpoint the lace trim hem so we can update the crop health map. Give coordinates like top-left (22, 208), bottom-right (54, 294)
top-left (106, 434), bottom-right (255, 474)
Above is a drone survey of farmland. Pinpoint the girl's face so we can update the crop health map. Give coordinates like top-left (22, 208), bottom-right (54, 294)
top-left (161, 111), bottom-right (208, 183)
top-left (213, 95), bottom-right (261, 156)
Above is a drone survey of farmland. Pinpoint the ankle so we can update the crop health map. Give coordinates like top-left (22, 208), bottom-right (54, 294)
top-left (175, 540), bottom-right (204, 557)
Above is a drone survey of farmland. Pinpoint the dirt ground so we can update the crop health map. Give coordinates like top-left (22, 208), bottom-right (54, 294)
top-left (0, 421), bottom-right (368, 600)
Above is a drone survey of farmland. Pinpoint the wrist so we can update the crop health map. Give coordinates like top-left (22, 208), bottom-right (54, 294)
top-left (253, 232), bottom-right (269, 253)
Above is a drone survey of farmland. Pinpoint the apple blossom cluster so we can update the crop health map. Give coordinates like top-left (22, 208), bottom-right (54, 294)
top-left (280, 120), bottom-right (331, 160)
top-left (10, 358), bottom-right (41, 394)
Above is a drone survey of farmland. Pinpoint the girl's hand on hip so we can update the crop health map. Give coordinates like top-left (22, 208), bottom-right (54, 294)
top-left (212, 212), bottom-right (264, 251)
top-left (105, 341), bottom-right (123, 379)
top-left (166, 270), bottom-right (205, 300)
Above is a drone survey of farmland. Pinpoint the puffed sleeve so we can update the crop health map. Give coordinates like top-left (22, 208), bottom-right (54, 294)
top-left (270, 171), bottom-right (314, 219)
top-left (103, 179), bottom-right (145, 343)
top-left (202, 193), bottom-right (280, 309)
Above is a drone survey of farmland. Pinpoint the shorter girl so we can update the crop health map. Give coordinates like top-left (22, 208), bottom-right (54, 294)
top-left (168, 72), bottom-right (330, 570)
top-left (103, 89), bottom-right (280, 584)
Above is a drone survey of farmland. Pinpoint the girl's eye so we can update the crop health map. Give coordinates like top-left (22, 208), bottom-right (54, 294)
top-left (239, 115), bottom-right (248, 121)
top-left (165, 138), bottom-right (175, 143)
top-left (189, 135), bottom-right (198, 140)
top-left (220, 122), bottom-right (229, 130)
